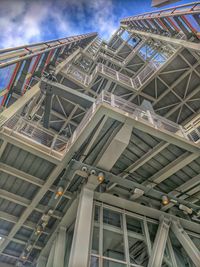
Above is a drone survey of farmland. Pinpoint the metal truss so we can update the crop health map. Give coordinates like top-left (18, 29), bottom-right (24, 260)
top-left (0, 2), bottom-right (199, 266)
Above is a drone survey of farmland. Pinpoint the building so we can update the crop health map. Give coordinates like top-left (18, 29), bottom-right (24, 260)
top-left (0, 1), bottom-right (199, 267)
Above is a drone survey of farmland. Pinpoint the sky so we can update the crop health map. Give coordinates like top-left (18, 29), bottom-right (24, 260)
top-left (0, 0), bottom-right (194, 49)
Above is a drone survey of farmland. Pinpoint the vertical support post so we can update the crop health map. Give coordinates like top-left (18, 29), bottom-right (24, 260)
top-left (53, 227), bottom-right (66, 267)
top-left (167, 238), bottom-right (178, 267)
top-left (99, 204), bottom-right (103, 267)
top-left (143, 217), bottom-right (152, 256)
top-left (36, 256), bottom-right (47, 267)
top-left (147, 217), bottom-right (170, 267)
top-left (171, 220), bottom-right (200, 267)
top-left (46, 241), bottom-right (55, 267)
top-left (122, 213), bottom-right (130, 267)
top-left (68, 185), bottom-right (95, 267)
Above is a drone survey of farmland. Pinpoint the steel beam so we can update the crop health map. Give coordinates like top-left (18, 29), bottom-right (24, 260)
top-left (46, 241), bottom-right (55, 267)
top-left (43, 91), bottom-right (53, 129)
top-left (124, 29), bottom-right (200, 51)
top-left (120, 141), bottom-right (168, 178)
top-left (171, 220), bottom-right (200, 267)
top-left (53, 227), bottom-right (66, 267)
top-left (148, 217), bottom-right (170, 267)
top-left (68, 187), bottom-right (94, 267)
top-left (95, 192), bottom-right (200, 234)
top-left (36, 256), bottom-right (47, 267)
top-left (40, 79), bottom-right (94, 108)
top-left (97, 120), bottom-right (133, 170)
top-left (167, 238), bottom-right (178, 267)
top-left (162, 173), bottom-right (200, 211)
top-left (142, 152), bottom-right (199, 187)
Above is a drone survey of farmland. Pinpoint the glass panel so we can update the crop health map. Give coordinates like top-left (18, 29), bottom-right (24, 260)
top-left (90, 256), bottom-right (99, 267)
top-left (94, 206), bottom-right (100, 222)
top-left (126, 215), bottom-right (143, 234)
top-left (103, 208), bottom-right (122, 228)
top-left (103, 229), bottom-right (125, 261)
top-left (92, 226), bottom-right (99, 254)
top-left (103, 259), bottom-right (126, 267)
top-left (147, 222), bottom-right (158, 243)
top-left (15, 60), bottom-right (26, 83)
top-left (0, 64), bottom-right (16, 91)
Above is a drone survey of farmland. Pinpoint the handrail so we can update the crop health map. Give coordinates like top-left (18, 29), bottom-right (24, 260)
top-left (2, 91), bottom-right (198, 159)
top-left (121, 2), bottom-right (200, 22)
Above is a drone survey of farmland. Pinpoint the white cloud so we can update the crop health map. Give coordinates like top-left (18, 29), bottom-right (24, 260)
top-left (0, 0), bottom-right (122, 48)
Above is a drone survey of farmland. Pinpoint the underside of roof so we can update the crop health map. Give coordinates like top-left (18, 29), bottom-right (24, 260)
top-left (0, 1), bottom-right (199, 267)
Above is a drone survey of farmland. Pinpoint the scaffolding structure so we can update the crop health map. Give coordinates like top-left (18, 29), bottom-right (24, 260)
top-left (0, 2), bottom-right (199, 267)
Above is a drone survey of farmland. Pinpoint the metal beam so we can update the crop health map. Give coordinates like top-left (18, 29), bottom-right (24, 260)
top-left (121, 141), bottom-right (168, 178)
top-left (68, 186), bottom-right (95, 267)
top-left (162, 173), bottom-right (200, 211)
top-left (171, 220), bottom-right (200, 267)
top-left (36, 256), bottom-right (47, 267)
top-left (95, 192), bottom-right (200, 234)
top-left (43, 91), bottom-right (53, 129)
top-left (0, 162), bottom-right (72, 200)
top-left (46, 241), bottom-right (55, 267)
top-left (97, 120), bottom-right (133, 170)
top-left (125, 28), bottom-right (200, 51)
top-left (40, 79), bottom-right (94, 109)
top-left (147, 217), bottom-right (170, 267)
top-left (167, 238), bottom-right (178, 267)
top-left (53, 227), bottom-right (66, 267)
top-left (142, 152), bottom-right (199, 187)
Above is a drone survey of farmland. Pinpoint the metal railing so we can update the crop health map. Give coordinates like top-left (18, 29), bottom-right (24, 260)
top-left (2, 91), bottom-right (198, 159)
top-left (64, 41), bottom-right (179, 90)
top-left (65, 91), bottom-right (197, 157)
top-left (2, 115), bottom-right (68, 155)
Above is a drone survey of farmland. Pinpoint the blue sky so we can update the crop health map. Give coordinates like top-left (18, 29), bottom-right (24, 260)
top-left (0, 0), bottom-right (194, 48)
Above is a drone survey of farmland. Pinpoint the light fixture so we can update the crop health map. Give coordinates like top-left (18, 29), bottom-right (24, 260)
top-left (162, 195), bottom-right (170, 205)
top-left (179, 204), bottom-right (193, 215)
top-left (98, 172), bottom-right (105, 183)
top-left (55, 186), bottom-right (64, 199)
top-left (35, 225), bottom-right (43, 235)
top-left (21, 252), bottom-right (27, 261)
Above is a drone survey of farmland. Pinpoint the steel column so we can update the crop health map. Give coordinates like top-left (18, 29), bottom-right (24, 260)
top-left (147, 217), bottom-right (170, 267)
top-left (171, 220), bottom-right (200, 267)
top-left (53, 227), bottom-right (66, 267)
top-left (68, 186), bottom-right (95, 267)
top-left (36, 256), bottom-right (47, 267)
top-left (46, 241), bottom-right (55, 267)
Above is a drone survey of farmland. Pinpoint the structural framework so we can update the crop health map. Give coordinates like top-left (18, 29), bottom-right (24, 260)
top-left (0, 2), bottom-right (199, 267)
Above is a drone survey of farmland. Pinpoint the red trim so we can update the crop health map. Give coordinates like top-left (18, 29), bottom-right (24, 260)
top-left (157, 18), bottom-right (169, 32)
top-left (166, 17), bottom-right (180, 32)
top-left (181, 15), bottom-right (200, 39)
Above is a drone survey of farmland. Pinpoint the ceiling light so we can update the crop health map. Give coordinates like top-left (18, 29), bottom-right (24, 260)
top-left (55, 186), bottom-right (64, 199)
top-left (162, 195), bottom-right (170, 205)
top-left (35, 225), bottom-right (43, 235)
top-left (98, 172), bottom-right (105, 183)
